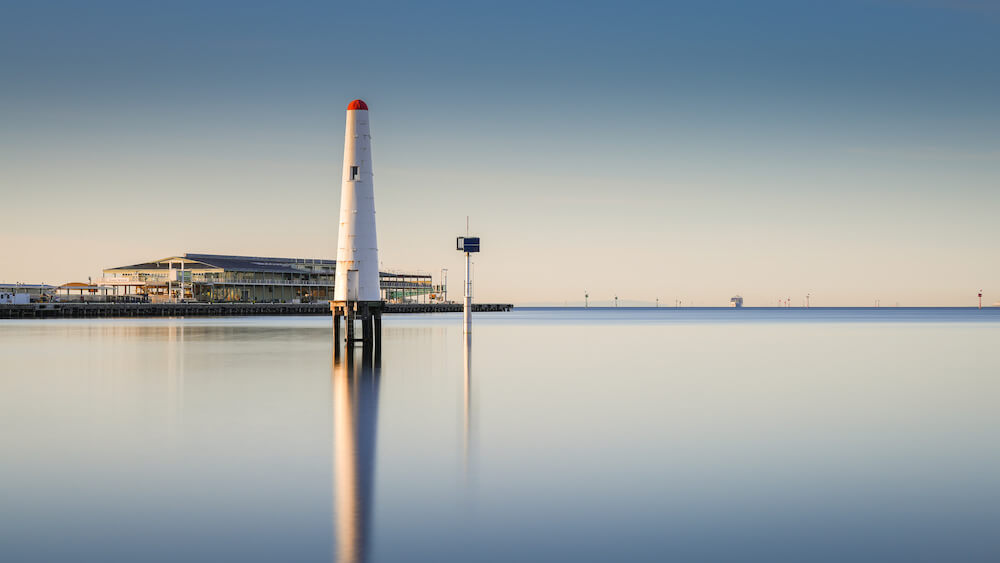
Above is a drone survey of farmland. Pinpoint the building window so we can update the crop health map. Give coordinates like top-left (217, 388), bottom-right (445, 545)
top-left (349, 166), bottom-right (359, 181)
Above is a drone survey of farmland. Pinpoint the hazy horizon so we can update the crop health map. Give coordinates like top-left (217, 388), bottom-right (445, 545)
top-left (2, 0), bottom-right (997, 306)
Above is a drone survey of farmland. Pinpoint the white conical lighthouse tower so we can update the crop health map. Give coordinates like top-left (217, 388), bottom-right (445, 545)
top-left (332, 99), bottom-right (382, 350)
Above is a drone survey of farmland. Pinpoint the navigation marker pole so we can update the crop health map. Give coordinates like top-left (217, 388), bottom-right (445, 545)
top-left (456, 233), bottom-right (480, 335)
top-left (465, 252), bottom-right (471, 334)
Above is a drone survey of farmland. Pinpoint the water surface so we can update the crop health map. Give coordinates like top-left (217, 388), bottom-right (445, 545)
top-left (1, 308), bottom-right (998, 562)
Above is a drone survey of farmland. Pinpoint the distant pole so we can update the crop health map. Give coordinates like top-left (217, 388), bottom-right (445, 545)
top-left (442, 269), bottom-right (448, 303)
top-left (806, 293), bottom-right (810, 308)
top-left (464, 251), bottom-right (471, 334)
top-left (457, 229), bottom-right (480, 334)
top-left (614, 295), bottom-right (619, 308)
top-left (655, 297), bottom-right (659, 308)
top-left (584, 290), bottom-right (589, 308)
top-left (979, 290), bottom-right (983, 310)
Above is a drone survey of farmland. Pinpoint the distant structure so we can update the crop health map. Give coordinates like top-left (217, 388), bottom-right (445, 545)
top-left (332, 99), bottom-right (383, 348)
top-left (730, 295), bottom-right (744, 308)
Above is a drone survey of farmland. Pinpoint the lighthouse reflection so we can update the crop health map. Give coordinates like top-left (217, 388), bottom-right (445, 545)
top-left (332, 347), bottom-right (380, 563)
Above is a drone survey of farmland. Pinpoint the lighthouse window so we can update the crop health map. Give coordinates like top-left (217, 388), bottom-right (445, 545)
top-left (349, 166), bottom-right (359, 181)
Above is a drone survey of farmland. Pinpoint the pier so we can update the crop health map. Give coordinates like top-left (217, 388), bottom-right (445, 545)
top-left (0, 302), bottom-right (513, 320)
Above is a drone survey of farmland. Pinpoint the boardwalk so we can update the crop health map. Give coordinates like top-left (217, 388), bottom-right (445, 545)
top-left (0, 302), bottom-right (513, 319)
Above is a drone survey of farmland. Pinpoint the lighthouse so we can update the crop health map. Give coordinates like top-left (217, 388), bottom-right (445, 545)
top-left (332, 99), bottom-right (382, 349)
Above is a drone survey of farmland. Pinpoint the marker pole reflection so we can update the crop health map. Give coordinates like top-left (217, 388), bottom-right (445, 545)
top-left (463, 332), bottom-right (473, 484)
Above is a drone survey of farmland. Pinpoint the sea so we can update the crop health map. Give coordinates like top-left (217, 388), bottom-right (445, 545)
top-left (1, 307), bottom-right (998, 562)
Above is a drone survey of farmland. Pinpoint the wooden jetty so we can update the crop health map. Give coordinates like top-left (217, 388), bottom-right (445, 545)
top-left (0, 302), bottom-right (513, 320)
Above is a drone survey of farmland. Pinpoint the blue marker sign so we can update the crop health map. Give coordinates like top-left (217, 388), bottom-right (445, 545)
top-left (456, 237), bottom-right (480, 253)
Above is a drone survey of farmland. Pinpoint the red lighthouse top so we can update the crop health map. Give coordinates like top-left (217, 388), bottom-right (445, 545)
top-left (347, 99), bottom-right (368, 111)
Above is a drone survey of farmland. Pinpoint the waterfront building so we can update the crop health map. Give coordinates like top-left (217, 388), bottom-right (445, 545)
top-left (56, 282), bottom-right (114, 301)
top-left (0, 291), bottom-right (30, 304)
top-left (0, 283), bottom-right (55, 302)
top-left (101, 253), bottom-right (436, 303)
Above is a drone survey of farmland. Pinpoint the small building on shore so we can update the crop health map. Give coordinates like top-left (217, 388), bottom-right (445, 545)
top-left (101, 253), bottom-right (437, 304)
top-left (0, 283), bottom-right (56, 303)
top-left (56, 282), bottom-right (114, 302)
top-left (0, 291), bottom-right (30, 304)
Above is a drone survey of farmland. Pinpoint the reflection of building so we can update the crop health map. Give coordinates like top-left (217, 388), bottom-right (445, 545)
top-left (333, 351), bottom-right (380, 563)
top-left (101, 253), bottom-right (439, 303)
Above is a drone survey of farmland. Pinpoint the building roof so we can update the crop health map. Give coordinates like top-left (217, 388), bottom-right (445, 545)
top-left (347, 99), bottom-right (368, 111)
top-left (184, 254), bottom-right (334, 274)
top-left (59, 283), bottom-right (104, 290)
top-left (106, 259), bottom-right (214, 272)
top-left (379, 272), bottom-right (431, 279)
top-left (107, 254), bottom-right (335, 275)
top-left (105, 253), bottom-right (433, 277)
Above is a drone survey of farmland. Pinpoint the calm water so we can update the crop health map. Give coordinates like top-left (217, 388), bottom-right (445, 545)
top-left (1, 308), bottom-right (999, 562)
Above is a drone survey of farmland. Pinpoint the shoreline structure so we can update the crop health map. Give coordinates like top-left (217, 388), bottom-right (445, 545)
top-left (0, 302), bottom-right (512, 320)
top-left (3, 304), bottom-right (995, 320)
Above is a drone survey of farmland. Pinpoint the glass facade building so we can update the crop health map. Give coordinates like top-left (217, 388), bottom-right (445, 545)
top-left (102, 254), bottom-right (437, 303)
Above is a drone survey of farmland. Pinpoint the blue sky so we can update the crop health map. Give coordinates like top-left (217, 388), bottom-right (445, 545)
top-left (1, 0), bottom-right (997, 305)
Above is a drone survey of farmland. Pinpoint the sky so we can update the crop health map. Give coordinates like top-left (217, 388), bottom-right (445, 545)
top-left (1, 0), bottom-right (997, 306)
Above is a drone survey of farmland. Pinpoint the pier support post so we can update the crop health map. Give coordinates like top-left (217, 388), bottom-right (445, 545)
top-left (362, 314), bottom-right (373, 345)
top-left (332, 301), bottom-right (383, 353)
top-left (373, 313), bottom-right (382, 359)
top-left (333, 311), bottom-right (342, 356)
top-left (345, 305), bottom-right (356, 345)
top-left (334, 311), bottom-right (342, 341)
